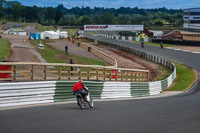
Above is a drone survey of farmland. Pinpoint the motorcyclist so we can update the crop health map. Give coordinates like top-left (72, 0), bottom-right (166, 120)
top-left (73, 80), bottom-right (88, 101)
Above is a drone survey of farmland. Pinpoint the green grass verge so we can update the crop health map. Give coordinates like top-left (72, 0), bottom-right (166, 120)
top-left (63, 29), bottom-right (78, 36)
top-left (30, 40), bottom-right (106, 66)
top-left (0, 38), bottom-right (10, 60)
top-left (169, 63), bottom-right (196, 91)
top-left (156, 66), bottom-right (172, 81)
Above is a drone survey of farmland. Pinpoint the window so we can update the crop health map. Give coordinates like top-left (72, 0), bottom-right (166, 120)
top-left (193, 17), bottom-right (200, 19)
top-left (184, 12), bottom-right (190, 15)
top-left (190, 12), bottom-right (200, 15)
top-left (190, 20), bottom-right (200, 23)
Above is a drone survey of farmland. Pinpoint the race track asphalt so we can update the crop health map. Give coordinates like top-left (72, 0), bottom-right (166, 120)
top-left (0, 36), bottom-right (200, 133)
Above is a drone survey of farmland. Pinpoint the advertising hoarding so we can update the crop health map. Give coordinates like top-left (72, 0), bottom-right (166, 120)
top-left (84, 25), bottom-right (144, 31)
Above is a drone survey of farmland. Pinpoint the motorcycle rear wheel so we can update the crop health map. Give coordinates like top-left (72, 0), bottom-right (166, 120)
top-left (77, 96), bottom-right (85, 109)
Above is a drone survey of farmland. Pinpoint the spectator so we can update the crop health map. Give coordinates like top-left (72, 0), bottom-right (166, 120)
top-left (141, 41), bottom-right (144, 48)
top-left (65, 45), bottom-right (68, 55)
top-left (70, 59), bottom-right (74, 75)
top-left (160, 41), bottom-right (163, 49)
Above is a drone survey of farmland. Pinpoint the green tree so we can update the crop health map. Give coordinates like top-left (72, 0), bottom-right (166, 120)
top-left (55, 10), bottom-right (63, 24)
top-left (100, 12), bottom-right (115, 24)
top-left (116, 14), bottom-right (130, 24)
top-left (76, 16), bottom-right (93, 26)
top-left (0, 0), bottom-right (5, 18)
top-left (154, 20), bottom-right (164, 26)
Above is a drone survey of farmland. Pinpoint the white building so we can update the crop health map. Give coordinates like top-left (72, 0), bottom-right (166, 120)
top-left (183, 8), bottom-right (200, 32)
top-left (149, 30), bottom-right (164, 38)
top-left (40, 31), bottom-right (59, 39)
top-left (58, 31), bottom-right (68, 38)
top-left (4, 28), bottom-right (27, 36)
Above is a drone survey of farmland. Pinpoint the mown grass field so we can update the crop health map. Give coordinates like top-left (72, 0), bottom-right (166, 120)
top-left (30, 40), bottom-right (106, 66)
top-left (170, 63), bottom-right (197, 91)
top-left (63, 29), bottom-right (78, 36)
top-left (22, 23), bottom-right (55, 32)
top-left (0, 38), bottom-right (10, 60)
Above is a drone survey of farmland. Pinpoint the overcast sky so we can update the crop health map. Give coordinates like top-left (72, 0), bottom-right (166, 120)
top-left (6, 0), bottom-right (200, 9)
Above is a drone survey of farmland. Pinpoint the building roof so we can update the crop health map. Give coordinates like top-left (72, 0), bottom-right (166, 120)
top-left (9, 28), bottom-right (26, 32)
top-left (180, 30), bottom-right (200, 35)
top-left (60, 31), bottom-right (68, 33)
top-left (165, 30), bottom-right (200, 36)
top-left (44, 31), bottom-right (59, 35)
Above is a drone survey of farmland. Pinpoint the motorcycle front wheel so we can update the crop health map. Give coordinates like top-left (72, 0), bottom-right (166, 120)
top-left (87, 95), bottom-right (94, 108)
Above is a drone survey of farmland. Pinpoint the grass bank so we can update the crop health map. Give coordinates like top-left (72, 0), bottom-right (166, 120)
top-left (22, 23), bottom-right (55, 32)
top-left (30, 40), bottom-right (106, 66)
top-left (169, 63), bottom-right (197, 91)
top-left (0, 38), bottom-right (10, 60)
top-left (63, 29), bottom-right (78, 36)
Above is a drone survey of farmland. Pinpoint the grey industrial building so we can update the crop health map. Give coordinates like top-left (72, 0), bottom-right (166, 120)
top-left (183, 8), bottom-right (200, 32)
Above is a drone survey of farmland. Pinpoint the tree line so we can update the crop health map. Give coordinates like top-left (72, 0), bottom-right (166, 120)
top-left (0, 0), bottom-right (183, 27)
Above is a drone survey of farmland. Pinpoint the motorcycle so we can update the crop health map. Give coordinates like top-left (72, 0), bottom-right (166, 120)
top-left (76, 87), bottom-right (94, 109)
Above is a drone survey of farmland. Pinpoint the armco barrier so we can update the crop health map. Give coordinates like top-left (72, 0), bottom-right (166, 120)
top-left (0, 81), bottom-right (56, 107)
top-left (0, 81), bottom-right (104, 108)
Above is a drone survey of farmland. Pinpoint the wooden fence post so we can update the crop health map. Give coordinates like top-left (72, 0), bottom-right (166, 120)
top-left (126, 71), bottom-right (128, 82)
top-left (87, 67), bottom-right (89, 80)
top-left (44, 65), bottom-right (47, 80)
top-left (31, 65), bottom-right (34, 81)
top-left (58, 66), bottom-right (61, 80)
top-left (115, 70), bottom-right (117, 81)
top-left (96, 67), bottom-right (99, 80)
top-left (121, 70), bottom-right (123, 82)
top-left (103, 68), bottom-right (106, 81)
top-left (68, 68), bottom-right (70, 80)
top-left (14, 65), bottom-right (16, 82)
top-left (131, 72), bottom-right (133, 82)
top-left (109, 69), bottom-right (111, 81)
top-left (79, 67), bottom-right (81, 80)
